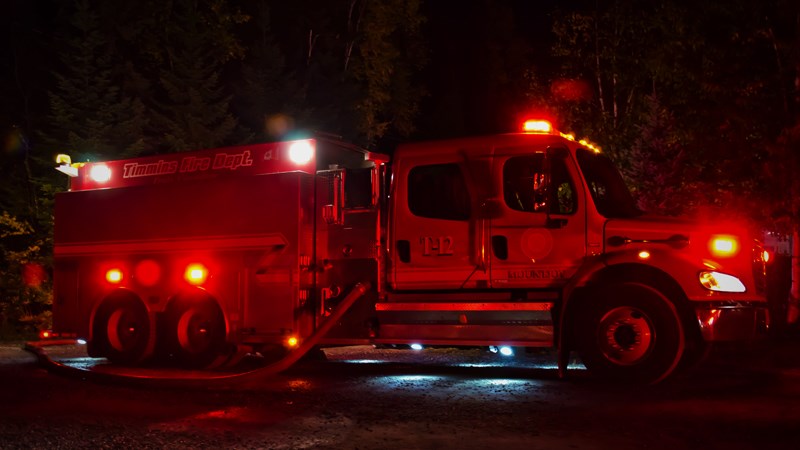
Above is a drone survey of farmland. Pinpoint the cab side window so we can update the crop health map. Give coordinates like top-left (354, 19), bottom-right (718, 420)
top-left (408, 163), bottom-right (471, 220)
top-left (503, 154), bottom-right (576, 214)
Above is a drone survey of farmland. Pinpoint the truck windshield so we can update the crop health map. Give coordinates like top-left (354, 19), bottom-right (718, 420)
top-left (575, 149), bottom-right (641, 218)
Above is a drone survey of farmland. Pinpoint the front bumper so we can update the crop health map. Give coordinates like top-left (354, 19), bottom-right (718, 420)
top-left (695, 301), bottom-right (769, 341)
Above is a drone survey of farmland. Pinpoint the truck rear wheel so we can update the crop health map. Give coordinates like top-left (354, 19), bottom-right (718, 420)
top-left (574, 282), bottom-right (685, 384)
top-left (92, 293), bottom-right (155, 365)
top-left (163, 294), bottom-right (228, 369)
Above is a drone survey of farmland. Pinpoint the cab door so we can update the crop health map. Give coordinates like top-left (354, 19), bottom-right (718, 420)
top-left (390, 156), bottom-right (488, 290)
top-left (489, 147), bottom-right (587, 288)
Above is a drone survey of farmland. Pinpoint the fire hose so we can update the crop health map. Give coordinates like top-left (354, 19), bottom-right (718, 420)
top-left (24, 281), bottom-right (371, 389)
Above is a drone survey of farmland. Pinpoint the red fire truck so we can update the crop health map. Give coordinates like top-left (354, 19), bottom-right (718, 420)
top-left (51, 120), bottom-right (769, 383)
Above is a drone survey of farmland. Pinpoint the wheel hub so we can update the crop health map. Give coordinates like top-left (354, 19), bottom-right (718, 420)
top-left (598, 307), bottom-right (654, 365)
top-left (107, 308), bottom-right (143, 352)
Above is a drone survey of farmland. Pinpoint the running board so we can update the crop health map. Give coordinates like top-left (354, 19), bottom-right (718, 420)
top-left (374, 324), bottom-right (554, 346)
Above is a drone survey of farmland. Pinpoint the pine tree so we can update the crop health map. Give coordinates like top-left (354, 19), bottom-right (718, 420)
top-left (348, 0), bottom-right (426, 145)
top-left (149, 0), bottom-right (243, 152)
top-left (44, 0), bottom-right (148, 161)
top-left (234, 1), bottom-right (300, 142)
top-left (625, 95), bottom-right (692, 215)
top-left (281, 0), bottom-right (427, 147)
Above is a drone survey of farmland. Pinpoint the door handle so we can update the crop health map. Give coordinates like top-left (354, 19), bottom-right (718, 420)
top-left (396, 240), bottom-right (411, 263)
top-left (546, 218), bottom-right (568, 229)
top-left (491, 235), bottom-right (508, 260)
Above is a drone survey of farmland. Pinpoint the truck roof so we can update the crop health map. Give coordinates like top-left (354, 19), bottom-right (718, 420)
top-left (394, 132), bottom-right (574, 160)
top-left (60, 138), bottom-right (386, 192)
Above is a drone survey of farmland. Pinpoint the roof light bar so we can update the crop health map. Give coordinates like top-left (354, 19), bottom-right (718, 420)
top-left (522, 120), bottom-right (553, 134)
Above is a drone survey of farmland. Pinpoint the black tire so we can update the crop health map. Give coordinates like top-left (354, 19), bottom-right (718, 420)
top-left (162, 294), bottom-right (228, 369)
top-left (574, 282), bottom-right (685, 384)
top-left (92, 293), bottom-right (155, 365)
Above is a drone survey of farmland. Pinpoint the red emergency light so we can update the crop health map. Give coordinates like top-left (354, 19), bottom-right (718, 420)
top-left (105, 268), bottom-right (124, 284)
top-left (522, 120), bottom-right (553, 134)
top-left (184, 263), bottom-right (209, 285)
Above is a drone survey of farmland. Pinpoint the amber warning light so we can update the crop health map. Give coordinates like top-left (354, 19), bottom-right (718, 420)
top-left (710, 235), bottom-right (739, 257)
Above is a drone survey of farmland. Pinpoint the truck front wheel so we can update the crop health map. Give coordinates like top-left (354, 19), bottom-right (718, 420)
top-left (574, 282), bottom-right (685, 384)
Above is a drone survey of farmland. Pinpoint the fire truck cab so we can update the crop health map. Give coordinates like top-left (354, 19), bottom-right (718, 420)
top-left (52, 121), bottom-right (769, 383)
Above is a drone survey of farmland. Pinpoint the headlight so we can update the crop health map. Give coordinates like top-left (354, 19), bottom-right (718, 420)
top-left (699, 271), bottom-right (746, 293)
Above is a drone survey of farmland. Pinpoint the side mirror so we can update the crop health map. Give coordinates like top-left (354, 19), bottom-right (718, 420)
top-left (322, 170), bottom-right (345, 225)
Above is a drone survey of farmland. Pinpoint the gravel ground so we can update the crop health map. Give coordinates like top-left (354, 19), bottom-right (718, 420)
top-left (1, 335), bottom-right (799, 449)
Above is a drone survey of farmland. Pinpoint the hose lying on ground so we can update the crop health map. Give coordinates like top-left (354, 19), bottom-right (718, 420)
top-left (25, 281), bottom-right (371, 389)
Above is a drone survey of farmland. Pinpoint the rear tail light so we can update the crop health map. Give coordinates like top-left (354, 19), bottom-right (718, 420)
top-left (105, 268), bottom-right (124, 284)
top-left (184, 263), bottom-right (209, 285)
top-left (134, 259), bottom-right (161, 286)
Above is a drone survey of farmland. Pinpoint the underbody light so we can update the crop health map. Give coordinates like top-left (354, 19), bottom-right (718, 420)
top-left (699, 271), bottom-right (746, 293)
top-left (499, 346), bottom-right (514, 356)
top-left (77, 339), bottom-right (87, 345)
top-left (410, 343), bottom-right (424, 351)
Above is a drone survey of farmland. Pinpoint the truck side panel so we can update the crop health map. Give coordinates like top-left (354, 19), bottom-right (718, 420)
top-left (53, 172), bottom-right (316, 346)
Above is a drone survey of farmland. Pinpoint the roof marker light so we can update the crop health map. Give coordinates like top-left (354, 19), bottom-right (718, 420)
top-left (89, 164), bottom-right (112, 183)
top-left (288, 140), bottom-right (314, 164)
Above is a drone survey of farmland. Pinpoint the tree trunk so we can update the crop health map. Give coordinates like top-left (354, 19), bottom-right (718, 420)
top-left (789, 10), bottom-right (800, 326)
top-left (788, 229), bottom-right (800, 324)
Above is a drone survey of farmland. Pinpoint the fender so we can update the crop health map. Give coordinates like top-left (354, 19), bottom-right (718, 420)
top-left (556, 248), bottom-right (696, 377)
